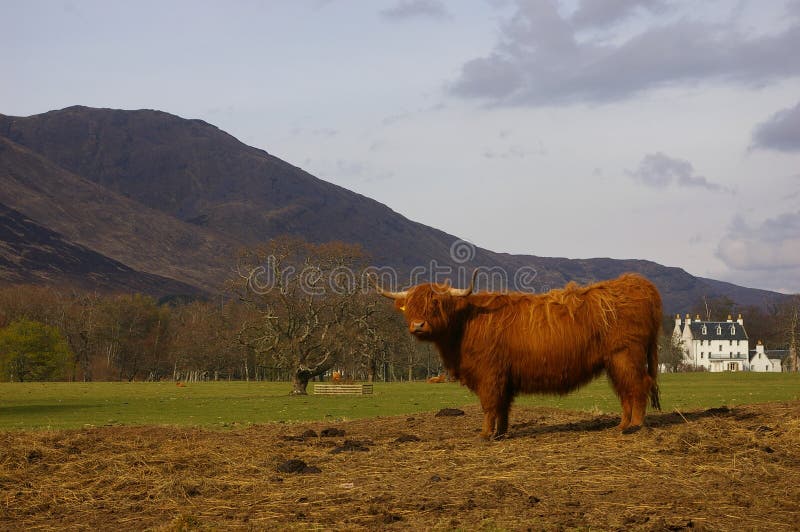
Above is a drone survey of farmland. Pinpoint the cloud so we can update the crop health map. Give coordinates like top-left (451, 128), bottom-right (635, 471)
top-left (381, 111), bottom-right (414, 126)
top-left (380, 0), bottom-right (450, 21)
top-left (570, 0), bottom-right (666, 29)
top-left (289, 127), bottom-right (339, 139)
top-left (483, 145), bottom-right (527, 159)
top-left (483, 141), bottom-right (545, 159)
top-left (716, 211), bottom-right (800, 293)
top-left (751, 100), bottom-right (800, 152)
top-left (332, 159), bottom-right (395, 183)
top-left (449, 0), bottom-right (800, 106)
top-left (630, 152), bottom-right (730, 192)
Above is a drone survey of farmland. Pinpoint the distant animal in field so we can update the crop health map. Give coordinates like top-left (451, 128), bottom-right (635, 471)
top-left (332, 371), bottom-right (342, 383)
top-left (377, 272), bottom-right (662, 439)
top-left (176, 382), bottom-right (186, 388)
top-left (427, 374), bottom-right (447, 383)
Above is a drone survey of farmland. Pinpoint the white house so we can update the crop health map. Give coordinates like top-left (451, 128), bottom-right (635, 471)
top-left (748, 341), bottom-right (786, 372)
top-left (673, 314), bottom-right (749, 371)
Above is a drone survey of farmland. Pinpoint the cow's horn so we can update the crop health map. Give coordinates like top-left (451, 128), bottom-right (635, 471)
top-left (449, 270), bottom-right (478, 297)
top-left (372, 275), bottom-right (409, 299)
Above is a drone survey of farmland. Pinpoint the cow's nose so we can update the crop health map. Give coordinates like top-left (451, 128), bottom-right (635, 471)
top-left (410, 321), bottom-right (426, 333)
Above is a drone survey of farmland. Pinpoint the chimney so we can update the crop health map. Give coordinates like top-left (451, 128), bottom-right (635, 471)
top-left (737, 314), bottom-right (744, 326)
top-left (695, 314), bottom-right (701, 322)
top-left (675, 314), bottom-right (682, 327)
top-left (726, 315), bottom-right (733, 323)
top-left (685, 313), bottom-right (691, 325)
top-left (756, 340), bottom-right (764, 355)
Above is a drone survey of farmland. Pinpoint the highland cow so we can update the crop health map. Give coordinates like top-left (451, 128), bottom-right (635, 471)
top-left (377, 273), bottom-right (662, 439)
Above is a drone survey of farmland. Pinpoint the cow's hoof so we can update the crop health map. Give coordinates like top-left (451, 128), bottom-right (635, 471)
top-left (621, 425), bottom-right (642, 435)
top-left (490, 433), bottom-right (508, 441)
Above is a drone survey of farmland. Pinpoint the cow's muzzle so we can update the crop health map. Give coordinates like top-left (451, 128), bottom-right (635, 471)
top-left (409, 321), bottom-right (431, 336)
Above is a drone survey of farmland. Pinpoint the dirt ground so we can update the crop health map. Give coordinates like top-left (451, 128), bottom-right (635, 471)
top-left (2, 401), bottom-right (799, 531)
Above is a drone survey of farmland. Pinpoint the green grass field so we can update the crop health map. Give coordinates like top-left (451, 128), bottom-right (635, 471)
top-left (1, 373), bottom-right (798, 430)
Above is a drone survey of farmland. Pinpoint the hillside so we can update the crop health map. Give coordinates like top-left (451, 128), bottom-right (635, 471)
top-left (0, 106), bottom-right (788, 312)
top-left (0, 202), bottom-right (201, 296)
top-left (0, 134), bottom-right (239, 290)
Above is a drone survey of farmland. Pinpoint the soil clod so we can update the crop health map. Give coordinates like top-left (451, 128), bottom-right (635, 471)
top-left (435, 408), bottom-right (465, 417)
top-left (276, 459), bottom-right (320, 474)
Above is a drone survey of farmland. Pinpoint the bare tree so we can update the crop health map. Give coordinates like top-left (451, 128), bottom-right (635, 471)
top-left (96, 294), bottom-right (170, 381)
top-left (692, 295), bottom-right (737, 322)
top-left (658, 332), bottom-right (686, 372)
top-left (783, 295), bottom-right (800, 372)
top-left (232, 237), bottom-right (369, 394)
top-left (57, 291), bottom-right (102, 381)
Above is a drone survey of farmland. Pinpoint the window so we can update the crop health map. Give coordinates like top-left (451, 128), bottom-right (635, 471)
top-left (702, 325), bottom-right (707, 335)
top-left (719, 344), bottom-right (723, 352)
top-left (716, 325), bottom-right (722, 335)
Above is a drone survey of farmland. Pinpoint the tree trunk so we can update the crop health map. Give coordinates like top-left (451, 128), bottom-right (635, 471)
top-left (789, 306), bottom-right (798, 372)
top-left (291, 368), bottom-right (313, 395)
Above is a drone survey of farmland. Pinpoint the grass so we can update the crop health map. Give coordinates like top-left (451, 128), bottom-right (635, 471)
top-left (0, 372), bottom-right (798, 431)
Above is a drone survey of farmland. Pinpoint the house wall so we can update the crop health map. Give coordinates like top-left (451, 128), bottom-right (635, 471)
top-left (749, 346), bottom-right (783, 373)
top-left (678, 318), bottom-right (749, 371)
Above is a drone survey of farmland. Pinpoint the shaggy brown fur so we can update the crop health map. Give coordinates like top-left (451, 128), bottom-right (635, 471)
top-left (387, 273), bottom-right (662, 439)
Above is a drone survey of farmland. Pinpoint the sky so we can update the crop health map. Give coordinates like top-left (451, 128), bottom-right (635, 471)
top-left (2, 0), bottom-right (800, 293)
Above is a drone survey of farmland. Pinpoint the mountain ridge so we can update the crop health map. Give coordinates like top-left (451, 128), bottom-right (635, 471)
top-left (0, 106), bottom-right (788, 312)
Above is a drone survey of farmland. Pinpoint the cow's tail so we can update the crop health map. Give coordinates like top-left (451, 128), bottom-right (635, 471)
top-left (647, 324), bottom-right (662, 411)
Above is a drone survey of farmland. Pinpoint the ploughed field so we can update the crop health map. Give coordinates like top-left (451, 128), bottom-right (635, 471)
top-left (2, 401), bottom-right (799, 530)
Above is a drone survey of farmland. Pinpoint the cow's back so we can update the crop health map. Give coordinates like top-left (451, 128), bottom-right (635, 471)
top-left (458, 273), bottom-right (662, 395)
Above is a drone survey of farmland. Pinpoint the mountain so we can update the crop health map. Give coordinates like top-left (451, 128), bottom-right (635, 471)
top-left (0, 106), bottom-right (788, 312)
top-left (0, 202), bottom-right (201, 295)
top-left (0, 134), bottom-right (240, 290)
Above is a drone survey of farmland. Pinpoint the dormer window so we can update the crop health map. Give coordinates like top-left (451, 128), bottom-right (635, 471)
top-left (730, 325), bottom-right (736, 335)
top-left (701, 325), bottom-right (707, 335)
top-left (716, 325), bottom-right (722, 335)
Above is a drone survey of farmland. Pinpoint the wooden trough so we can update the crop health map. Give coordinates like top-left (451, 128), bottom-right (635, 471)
top-left (313, 384), bottom-right (373, 396)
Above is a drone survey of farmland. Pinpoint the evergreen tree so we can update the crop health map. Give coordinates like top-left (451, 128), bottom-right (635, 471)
top-left (0, 319), bottom-right (73, 381)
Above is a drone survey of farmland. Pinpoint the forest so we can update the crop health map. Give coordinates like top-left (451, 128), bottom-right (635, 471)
top-left (1, 237), bottom-right (797, 390)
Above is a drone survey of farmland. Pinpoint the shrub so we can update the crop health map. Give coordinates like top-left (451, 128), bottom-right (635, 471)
top-left (0, 319), bottom-right (73, 381)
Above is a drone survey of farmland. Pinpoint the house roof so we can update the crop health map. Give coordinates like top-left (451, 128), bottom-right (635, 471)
top-left (686, 321), bottom-right (748, 341)
top-left (749, 349), bottom-right (790, 362)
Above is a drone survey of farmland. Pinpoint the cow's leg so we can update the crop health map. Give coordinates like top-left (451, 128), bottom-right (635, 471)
top-left (609, 346), bottom-right (649, 432)
top-left (629, 374), bottom-right (653, 428)
top-left (477, 371), bottom-right (513, 440)
top-left (478, 384), bottom-right (504, 440)
top-left (494, 402), bottom-right (510, 439)
top-left (617, 394), bottom-right (632, 431)
top-left (492, 383), bottom-right (514, 439)
top-left (479, 401), bottom-right (497, 440)
top-left (480, 390), bottom-right (497, 440)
